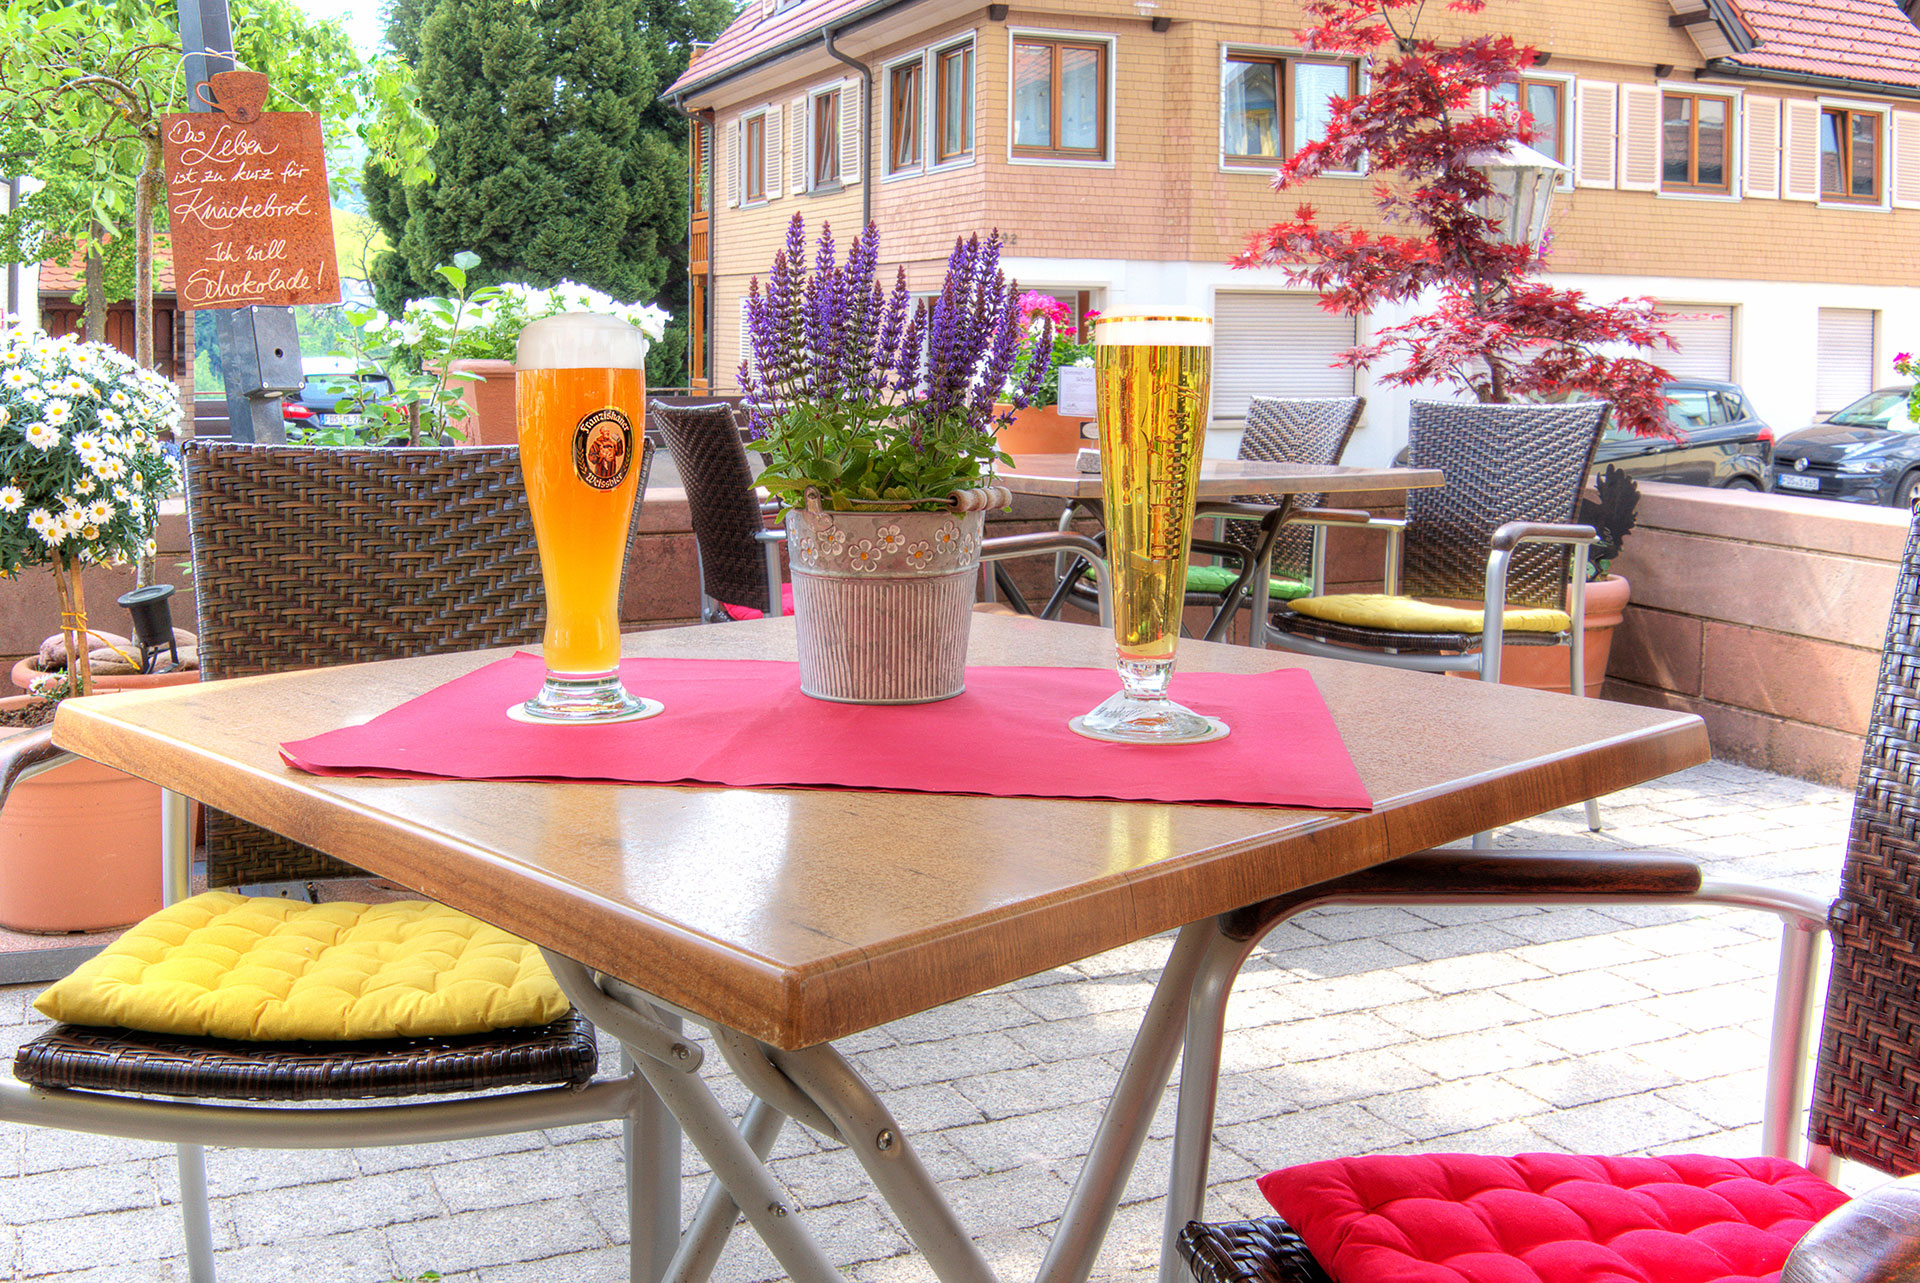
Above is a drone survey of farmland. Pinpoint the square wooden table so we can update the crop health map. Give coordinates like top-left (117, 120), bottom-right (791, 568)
top-left (49, 615), bottom-right (1706, 1282)
top-left (997, 455), bottom-right (1444, 502)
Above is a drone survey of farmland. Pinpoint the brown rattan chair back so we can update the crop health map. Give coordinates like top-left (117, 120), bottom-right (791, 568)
top-left (649, 400), bottom-right (772, 615)
top-left (1400, 400), bottom-right (1609, 608)
top-left (1808, 509), bottom-right (1920, 1176)
top-left (1227, 397), bottom-right (1365, 582)
top-left (183, 440), bottom-right (652, 886)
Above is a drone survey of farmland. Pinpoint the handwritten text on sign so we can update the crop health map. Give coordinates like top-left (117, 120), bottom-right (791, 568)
top-left (160, 112), bottom-right (340, 309)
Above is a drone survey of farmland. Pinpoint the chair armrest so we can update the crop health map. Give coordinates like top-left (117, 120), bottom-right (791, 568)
top-left (751, 528), bottom-right (788, 544)
top-left (1784, 1172), bottom-right (1920, 1283)
top-left (0, 725), bottom-right (73, 813)
top-left (1490, 521), bottom-right (1597, 551)
top-left (1187, 538), bottom-right (1253, 569)
top-left (1178, 1216), bottom-right (1332, 1283)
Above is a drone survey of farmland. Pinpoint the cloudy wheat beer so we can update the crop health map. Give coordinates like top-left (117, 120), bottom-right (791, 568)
top-left (1072, 315), bottom-right (1221, 743)
top-left (514, 313), bottom-right (659, 722)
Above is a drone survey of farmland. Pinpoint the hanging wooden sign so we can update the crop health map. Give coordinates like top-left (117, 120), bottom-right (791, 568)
top-left (160, 71), bottom-right (340, 310)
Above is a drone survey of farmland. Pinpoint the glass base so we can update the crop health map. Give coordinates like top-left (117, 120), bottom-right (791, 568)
top-left (1070, 691), bottom-right (1229, 745)
top-left (510, 671), bottom-right (663, 724)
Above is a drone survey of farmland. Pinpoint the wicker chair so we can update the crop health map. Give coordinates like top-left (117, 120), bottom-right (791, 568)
top-left (0, 442), bottom-right (656, 1282)
top-left (650, 399), bottom-right (787, 621)
top-left (1173, 502), bottom-right (1920, 1283)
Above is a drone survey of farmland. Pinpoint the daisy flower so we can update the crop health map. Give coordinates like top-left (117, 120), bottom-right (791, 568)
top-left (24, 422), bottom-right (58, 450)
top-left (2, 366), bottom-right (27, 388)
top-left (0, 486), bottom-right (21, 512)
top-left (86, 500), bottom-right (113, 523)
top-left (41, 400), bottom-right (70, 425)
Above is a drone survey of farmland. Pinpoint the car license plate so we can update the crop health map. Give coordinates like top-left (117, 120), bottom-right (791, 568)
top-left (1776, 473), bottom-right (1820, 491)
top-left (318, 413), bottom-right (359, 427)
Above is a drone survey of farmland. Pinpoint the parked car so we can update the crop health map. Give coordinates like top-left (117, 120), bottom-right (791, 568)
top-left (282, 356), bottom-right (392, 433)
top-left (1771, 386), bottom-right (1919, 507)
top-left (1589, 379), bottom-right (1773, 489)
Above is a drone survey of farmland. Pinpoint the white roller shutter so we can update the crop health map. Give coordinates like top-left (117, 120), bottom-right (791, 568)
top-left (840, 76), bottom-right (863, 185)
top-left (1656, 305), bottom-right (1734, 380)
top-left (1783, 99), bottom-right (1820, 201)
top-left (1574, 81), bottom-right (1617, 189)
top-left (1743, 96), bottom-right (1780, 198)
top-left (1617, 84), bottom-right (1661, 192)
top-left (1211, 292), bottom-right (1356, 421)
top-left (1816, 308), bottom-right (1875, 412)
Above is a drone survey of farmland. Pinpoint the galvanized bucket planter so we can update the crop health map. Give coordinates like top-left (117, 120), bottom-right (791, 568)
top-left (786, 491), bottom-right (998, 704)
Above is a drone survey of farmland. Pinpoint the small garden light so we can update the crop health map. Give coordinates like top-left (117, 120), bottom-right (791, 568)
top-left (117, 584), bottom-right (179, 673)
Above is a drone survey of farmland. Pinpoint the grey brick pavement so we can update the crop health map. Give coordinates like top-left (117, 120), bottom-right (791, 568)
top-left (0, 760), bottom-right (1853, 1282)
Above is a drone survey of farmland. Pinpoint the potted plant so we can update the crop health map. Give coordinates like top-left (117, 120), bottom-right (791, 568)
top-left (996, 293), bottom-right (1095, 457)
top-left (740, 215), bottom-right (1049, 703)
top-left (0, 325), bottom-right (181, 931)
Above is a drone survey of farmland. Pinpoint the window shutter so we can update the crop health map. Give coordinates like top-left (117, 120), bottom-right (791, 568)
top-left (1816, 308), bottom-right (1875, 411)
top-left (1783, 98), bottom-right (1820, 201)
top-left (1893, 110), bottom-right (1920, 209)
top-left (1574, 81), bottom-right (1617, 189)
top-left (765, 105), bottom-right (783, 199)
top-left (1211, 292), bottom-right (1357, 420)
top-left (840, 76), bottom-right (863, 185)
top-left (1742, 95), bottom-right (1780, 198)
top-left (1617, 84), bottom-right (1660, 192)
top-left (725, 120), bottom-right (740, 207)
top-left (739, 298), bottom-right (757, 382)
top-left (790, 96), bottom-right (806, 192)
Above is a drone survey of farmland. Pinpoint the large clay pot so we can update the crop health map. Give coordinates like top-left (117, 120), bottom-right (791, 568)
top-left (1477, 575), bottom-right (1631, 696)
top-left (0, 695), bottom-right (167, 933)
top-left (12, 654), bottom-right (198, 695)
top-left (995, 404), bottom-right (1088, 457)
top-left (448, 357), bottom-right (518, 447)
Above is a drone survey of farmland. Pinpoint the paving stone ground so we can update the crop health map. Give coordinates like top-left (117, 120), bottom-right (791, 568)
top-left (0, 760), bottom-right (1855, 1282)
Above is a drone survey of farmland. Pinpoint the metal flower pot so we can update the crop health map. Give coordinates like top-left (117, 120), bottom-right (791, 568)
top-left (786, 504), bottom-right (984, 704)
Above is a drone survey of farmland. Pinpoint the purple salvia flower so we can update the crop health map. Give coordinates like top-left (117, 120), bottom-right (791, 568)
top-left (894, 298), bottom-right (927, 397)
top-left (971, 281), bottom-right (1022, 425)
top-left (1015, 316), bottom-right (1055, 409)
top-left (874, 266), bottom-right (910, 380)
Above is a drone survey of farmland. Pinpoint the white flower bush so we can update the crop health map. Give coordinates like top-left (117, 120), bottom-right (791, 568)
top-left (355, 279), bottom-right (670, 367)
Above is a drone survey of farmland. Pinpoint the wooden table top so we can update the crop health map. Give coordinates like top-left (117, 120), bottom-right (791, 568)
top-left (998, 455), bottom-right (1446, 500)
top-left (54, 617), bottom-right (1706, 1050)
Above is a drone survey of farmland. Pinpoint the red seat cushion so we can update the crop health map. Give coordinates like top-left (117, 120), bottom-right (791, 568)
top-left (721, 584), bottom-right (795, 621)
top-left (1259, 1153), bottom-right (1848, 1283)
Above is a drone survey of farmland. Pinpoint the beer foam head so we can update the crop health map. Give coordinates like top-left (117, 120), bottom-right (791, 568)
top-left (516, 312), bottom-right (648, 370)
top-left (1093, 315), bottom-right (1213, 347)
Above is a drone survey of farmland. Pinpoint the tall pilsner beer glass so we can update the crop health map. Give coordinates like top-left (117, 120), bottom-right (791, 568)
top-left (513, 313), bottom-right (661, 723)
top-left (1071, 315), bottom-right (1224, 744)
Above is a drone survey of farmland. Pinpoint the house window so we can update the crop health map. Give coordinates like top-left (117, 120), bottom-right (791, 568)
top-left (1012, 37), bottom-right (1107, 160)
top-left (1491, 76), bottom-right (1565, 165)
top-left (1222, 53), bottom-right (1356, 165)
top-left (1661, 91), bottom-right (1731, 193)
top-left (1820, 107), bottom-right (1880, 203)
top-left (936, 41), bottom-right (974, 163)
top-left (744, 113), bottom-right (767, 203)
top-left (889, 60), bottom-right (922, 173)
top-left (811, 88), bottom-right (841, 188)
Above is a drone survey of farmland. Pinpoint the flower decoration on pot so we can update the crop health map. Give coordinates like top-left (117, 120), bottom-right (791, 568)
top-left (0, 326), bottom-right (179, 699)
top-left (738, 215), bottom-right (1051, 703)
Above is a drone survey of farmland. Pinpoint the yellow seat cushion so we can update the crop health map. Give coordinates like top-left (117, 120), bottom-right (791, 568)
top-left (1286, 594), bottom-right (1570, 634)
top-left (34, 892), bottom-right (570, 1040)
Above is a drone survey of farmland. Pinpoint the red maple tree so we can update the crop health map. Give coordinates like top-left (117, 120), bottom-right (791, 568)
top-left (1233, 0), bottom-right (1675, 438)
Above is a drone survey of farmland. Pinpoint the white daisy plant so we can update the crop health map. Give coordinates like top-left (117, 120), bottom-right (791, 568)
top-left (0, 325), bottom-right (180, 695)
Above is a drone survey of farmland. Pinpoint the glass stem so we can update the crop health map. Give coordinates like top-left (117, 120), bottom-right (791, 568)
top-left (1117, 656), bottom-right (1173, 702)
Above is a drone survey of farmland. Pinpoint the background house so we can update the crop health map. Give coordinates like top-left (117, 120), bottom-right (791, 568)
top-left (670, 0), bottom-right (1920, 462)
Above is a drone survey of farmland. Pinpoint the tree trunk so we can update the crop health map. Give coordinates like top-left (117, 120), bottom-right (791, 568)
top-left (52, 558), bottom-right (94, 697)
top-left (84, 228), bottom-right (105, 344)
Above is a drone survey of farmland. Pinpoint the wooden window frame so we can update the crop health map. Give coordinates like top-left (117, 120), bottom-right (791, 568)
top-left (810, 87), bottom-right (842, 190)
top-left (743, 112), bottom-right (767, 203)
top-left (888, 58), bottom-right (923, 174)
top-left (934, 40), bottom-right (974, 165)
top-left (1011, 36), bottom-right (1108, 162)
top-left (1820, 105), bottom-right (1882, 204)
top-left (1491, 75), bottom-right (1568, 169)
top-left (1221, 52), bottom-right (1357, 169)
top-left (1661, 90), bottom-right (1734, 195)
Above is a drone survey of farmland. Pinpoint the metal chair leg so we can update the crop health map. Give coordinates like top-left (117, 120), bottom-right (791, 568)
top-left (178, 1142), bottom-right (215, 1283)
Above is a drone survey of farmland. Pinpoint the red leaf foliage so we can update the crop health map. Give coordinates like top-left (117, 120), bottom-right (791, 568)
top-left (1234, 0), bottom-right (1675, 437)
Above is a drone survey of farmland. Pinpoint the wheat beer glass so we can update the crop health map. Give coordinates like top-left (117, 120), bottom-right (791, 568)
top-left (513, 313), bottom-right (659, 723)
top-left (1071, 315), bottom-right (1223, 743)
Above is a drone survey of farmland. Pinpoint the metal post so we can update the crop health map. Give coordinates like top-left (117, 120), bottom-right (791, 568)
top-left (5, 177), bottom-right (20, 322)
top-left (176, 0), bottom-right (291, 443)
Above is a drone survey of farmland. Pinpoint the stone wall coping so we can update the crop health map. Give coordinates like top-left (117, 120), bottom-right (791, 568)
top-left (1634, 482), bottom-right (1908, 561)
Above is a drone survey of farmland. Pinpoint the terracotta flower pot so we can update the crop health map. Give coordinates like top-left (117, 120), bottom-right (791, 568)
top-left (448, 358), bottom-right (519, 447)
top-left (1461, 574), bottom-right (1631, 696)
top-left (0, 694), bottom-right (170, 933)
top-left (12, 654), bottom-right (198, 695)
top-left (995, 404), bottom-right (1088, 457)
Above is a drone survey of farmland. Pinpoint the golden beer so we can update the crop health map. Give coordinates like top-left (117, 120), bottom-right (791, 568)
top-left (513, 314), bottom-right (659, 722)
top-left (1072, 316), bottom-right (1221, 743)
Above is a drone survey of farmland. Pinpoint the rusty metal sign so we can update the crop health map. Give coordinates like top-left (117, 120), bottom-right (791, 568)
top-left (160, 71), bottom-right (340, 310)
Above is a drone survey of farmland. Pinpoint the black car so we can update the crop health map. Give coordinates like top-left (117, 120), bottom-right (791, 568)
top-left (1771, 386), bottom-right (1919, 507)
top-left (280, 357), bottom-right (393, 433)
top-left (1590, 379), bottom-right (1773, 489)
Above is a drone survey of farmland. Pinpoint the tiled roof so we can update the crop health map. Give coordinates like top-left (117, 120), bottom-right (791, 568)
top-left (1718, 0), bottom-right (1920, 89)
top-left (38, 242), bottom-right (176, 295)
top-left (667, 0), bottom-right (892, 97)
